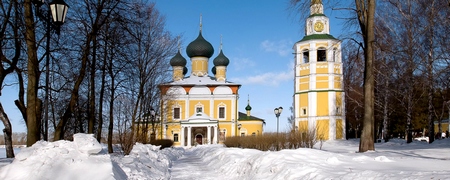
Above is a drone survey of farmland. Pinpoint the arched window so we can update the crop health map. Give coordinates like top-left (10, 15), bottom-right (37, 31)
top-left (317, 48), bottom-right (326, 62)
top-left (302, 49), bottom-right (309, 63)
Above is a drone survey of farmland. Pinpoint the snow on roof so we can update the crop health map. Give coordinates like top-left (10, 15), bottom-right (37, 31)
top-left (165, 75), bottom-right (240, 86)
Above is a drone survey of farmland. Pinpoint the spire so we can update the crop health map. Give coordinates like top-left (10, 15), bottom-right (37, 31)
top-left (220, 35), bottom-right (223, 50)
top-left (199, 14), bottom-right (203, 33)
top-left (177, 36), bottom-right (181, 51)
top-left (245, 94), bottom-right (252, 114)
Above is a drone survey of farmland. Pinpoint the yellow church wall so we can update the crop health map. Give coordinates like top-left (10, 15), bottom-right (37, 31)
top-left (316, 63), bottom-right (328, 74)
top-left (189, 100), bottom-right (210, 115)
top-left (300, 94), bottom-right (308, 107)
top-left (299, 77), bottom-right (309, 91)
top-left (240, 121), bottom-right (264, 136)
top-left (336, 119), bottom-right (344, 139)
top-left (300, 65), bottom-right (310, 76)
top-left (298, 121), bottom-right (308, 132)
top-left (165, 100), bottom-right (186, 122)
top-left (213, 100), bottom-right (232, 120)
top-left (316, 42), bottom-right (328, 48)
top-left (299, 45), bottom-right (309, 50)
top-left (316, 92), bottom-right (329, 116)
top-left (316, 76), bottom-right (329, 89)
top-left (218, 123), bottom-right (233, 140)
top-left (316, 120), bottom-right (329, 140)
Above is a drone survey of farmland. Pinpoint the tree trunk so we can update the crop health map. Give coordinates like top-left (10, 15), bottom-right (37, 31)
top-left (23, 0), bottom-right (41, 147)
top-left (0, 103), bottom-right (14, 158)
top-left (358, 0), bottom-right (376, 152)
top-left (96, 40), bottom-right (107, 142)
top-left (88, 36), bottom-right (97, 134)
top-left (426, 1), bottom-right (436, 144)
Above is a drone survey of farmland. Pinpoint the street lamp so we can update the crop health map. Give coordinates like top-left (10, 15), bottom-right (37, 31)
top-left (274, 106), bottom-right (283, 151)
top-left (32, 0), bottom-right (69, 141)
top-left (274, 107), bottom-right (283, 136)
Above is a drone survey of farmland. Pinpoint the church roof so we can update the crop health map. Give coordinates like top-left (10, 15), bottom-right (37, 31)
top-left (245, 104), bottom-right (252, 111)
top-left (213, 50), bottom-right (230, 66)
top-left (297, 34), bottom-right (337, 43)
top-left (162, 75), bottom-right (240, 86)
top-left (170, 50), bottom-right (187, 66)
top-left (238, 112), bottom-right (264, 121)
top-left (186, 32), bottom-right (214, 58)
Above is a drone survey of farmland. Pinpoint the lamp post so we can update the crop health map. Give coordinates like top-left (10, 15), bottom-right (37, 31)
top-left (32, 0), bottom-right (69, 141)
top-left (274, 106), bottom-right (283, 151)
top-left (274, 107), bottom-right (283, 136)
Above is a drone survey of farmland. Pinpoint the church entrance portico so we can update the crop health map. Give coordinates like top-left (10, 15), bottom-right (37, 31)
top-left (180, 112), bottom-right (219, 147)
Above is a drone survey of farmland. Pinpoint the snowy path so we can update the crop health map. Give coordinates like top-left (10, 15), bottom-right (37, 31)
top-left (169, 149), bottom-right (217, 180)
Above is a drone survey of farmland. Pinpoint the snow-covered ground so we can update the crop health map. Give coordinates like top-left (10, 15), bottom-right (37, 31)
top-left (1, 134), bottom-right (449, 180)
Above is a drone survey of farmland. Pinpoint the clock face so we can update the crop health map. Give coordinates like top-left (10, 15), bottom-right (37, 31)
top-left (314, 22), bottom-right (324, 32)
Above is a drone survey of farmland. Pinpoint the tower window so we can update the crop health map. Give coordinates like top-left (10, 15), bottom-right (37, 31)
top-left (219, 107), bottom-right (225, 119)
top-left (317, 48), bottom-right (326, 62)
top-left (303, 50), bottom-right (309, 63)
top-left (173, 107), bottom-right (180, 119)
top-left (302, 107), bottom-right (307, 116)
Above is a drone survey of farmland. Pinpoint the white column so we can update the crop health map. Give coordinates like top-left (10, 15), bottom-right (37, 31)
top-left (187, 126), bottom-right (192, 147)
top-left (207, 126), bottom-right (211, 144)
top-left (214, 125), bottom-right (218, 144)
top-left (180, 126), bottom-right (185, 146)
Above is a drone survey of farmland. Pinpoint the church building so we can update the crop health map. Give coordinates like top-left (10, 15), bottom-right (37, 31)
top-left (158, 23), bottom-right (265, 147)
top-left (293, 0), bottom-right (345, 140)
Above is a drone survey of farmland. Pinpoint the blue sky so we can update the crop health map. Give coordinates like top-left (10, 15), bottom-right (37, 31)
top-left (0, 0), bottom-right (346, 133)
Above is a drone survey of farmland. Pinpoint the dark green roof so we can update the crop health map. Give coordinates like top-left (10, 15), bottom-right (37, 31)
top-left (298, 34), bottom-right (337, 42)
top-left (238, 112), bottom-right (264, 121)
top-left (245, 104), bottom-right (252, 111)
top-left (186, 32), bottom-right (214, 58)
top-left (170, 50), bottom-right (187, 67)
top-left (213, 50), bottom-right (230, 66)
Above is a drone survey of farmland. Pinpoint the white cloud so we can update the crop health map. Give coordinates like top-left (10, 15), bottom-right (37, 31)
top-left (260, 40), bottom-right (293, 56)
top-left (231, 57), bottom-right (256, 71)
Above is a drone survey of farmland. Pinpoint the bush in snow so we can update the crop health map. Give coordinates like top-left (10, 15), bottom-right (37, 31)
top-left (149, 139), bottom-right (174, 150)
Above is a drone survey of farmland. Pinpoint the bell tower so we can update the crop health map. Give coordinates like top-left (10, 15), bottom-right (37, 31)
top-left (293, 0), bottom-right (345, 140)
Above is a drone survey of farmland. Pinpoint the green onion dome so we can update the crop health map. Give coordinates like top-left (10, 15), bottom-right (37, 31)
top-left (245, 104), bottom-right (252, 111)
top-left (170, 50), bottom-right (187, 67)
top-left (213, 50), bottom-right (230, 66)
top-left (211, 66), bottom-right (216, 75)
top-left (186, 32), bottom-right (214, 58)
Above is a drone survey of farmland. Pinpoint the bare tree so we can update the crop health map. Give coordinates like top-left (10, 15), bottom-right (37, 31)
top-left (0, 0), bottom-right (23, 157)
